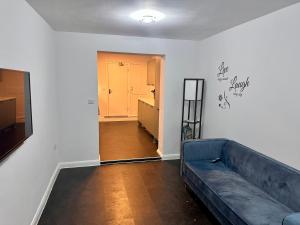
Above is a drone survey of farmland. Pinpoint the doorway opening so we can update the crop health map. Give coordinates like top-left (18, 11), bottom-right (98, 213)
top-left (97, 52), bottom-right (164, 162)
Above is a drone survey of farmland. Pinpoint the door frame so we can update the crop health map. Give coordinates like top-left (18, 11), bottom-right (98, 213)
top-left (97, 51), bottom-right (165, 162)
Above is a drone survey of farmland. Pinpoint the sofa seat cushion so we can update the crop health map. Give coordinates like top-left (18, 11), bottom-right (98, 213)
top-left (283, 213), bottom-right (300, 225)
top-left (185, 161), bottom-right (293, 225)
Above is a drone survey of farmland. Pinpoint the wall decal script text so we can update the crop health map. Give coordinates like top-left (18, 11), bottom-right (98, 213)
top-left (229, 76), bottom-right (250, 96)
top-left (218, 91), bottom-right (230, 109)
top-left (217, 62), bottom-right (229, 81)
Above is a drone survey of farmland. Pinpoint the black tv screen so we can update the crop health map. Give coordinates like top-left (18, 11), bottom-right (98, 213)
top-left (0, 68), bottom-right (33, 161)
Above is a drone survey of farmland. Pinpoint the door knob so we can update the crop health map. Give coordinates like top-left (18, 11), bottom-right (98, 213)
top-left (109, 89), bottom-right (112, 94)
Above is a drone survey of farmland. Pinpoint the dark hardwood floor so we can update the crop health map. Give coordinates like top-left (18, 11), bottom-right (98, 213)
top-left (99, 121), bottom-right (159, 161)
top-left (38, 160), bottom-right (219, 225)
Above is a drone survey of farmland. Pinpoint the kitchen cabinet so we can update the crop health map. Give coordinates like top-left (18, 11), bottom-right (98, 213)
top-left (138, 100), bottom-right (144, 125)
top-left (138, 99), bottom-right (159, 140)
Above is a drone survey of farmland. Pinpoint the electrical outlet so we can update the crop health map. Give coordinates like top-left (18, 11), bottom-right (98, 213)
top-left (53, 144), bottom-right (57, 151)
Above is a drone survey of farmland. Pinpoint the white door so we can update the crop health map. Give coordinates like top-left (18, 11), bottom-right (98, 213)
top-left (107, 62), bottom-right (128, 116)
top-left (128, 63), bottom-right (148, 117)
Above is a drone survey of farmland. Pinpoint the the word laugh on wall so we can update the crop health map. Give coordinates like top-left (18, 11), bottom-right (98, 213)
top-left (217, 62), bottom-right (251, 110)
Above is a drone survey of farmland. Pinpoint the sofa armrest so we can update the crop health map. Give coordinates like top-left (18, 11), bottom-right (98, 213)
top-left (181, 138), bottom-right (228, 162)
top-left (283, 213), bottom-right (300, 225)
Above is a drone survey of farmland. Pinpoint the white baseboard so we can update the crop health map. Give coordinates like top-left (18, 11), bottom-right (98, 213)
top-left (162, 153), bottom-right (180, 160)
top-left (59, 159), bottom-right (100, 169)
top-left (99, 116), bottom-right (137, 122)
top-left (30, 159), bottom-right (100, 225)
top-left (156, 149), bottom-right (180, 160)
top-left (30, 163), bottom-right (60, 225)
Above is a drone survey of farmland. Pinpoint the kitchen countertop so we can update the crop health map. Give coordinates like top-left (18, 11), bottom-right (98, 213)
top-left (138, 97), bottom-right (155, 107)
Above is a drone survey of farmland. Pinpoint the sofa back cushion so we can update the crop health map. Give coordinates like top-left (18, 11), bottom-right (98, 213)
top-left (222, 141), bottom-right (300, 211)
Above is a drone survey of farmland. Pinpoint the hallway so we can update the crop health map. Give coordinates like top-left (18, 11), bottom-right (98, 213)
top-left (99, 121), bottom-right (159, 161)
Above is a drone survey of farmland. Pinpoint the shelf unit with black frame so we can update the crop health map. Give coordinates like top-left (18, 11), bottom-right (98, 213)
top-left (181, 78), bottom-right (205, 141)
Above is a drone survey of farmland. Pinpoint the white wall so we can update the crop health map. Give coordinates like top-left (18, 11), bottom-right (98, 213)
top-left (56, 32), bottom-right (199, 161)
top-left (198, 3), bottom-right (300, 170)
top-left (0, 0), bottom-right (59, 224)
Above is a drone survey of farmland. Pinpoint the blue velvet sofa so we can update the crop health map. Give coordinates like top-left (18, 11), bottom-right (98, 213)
top-left (181, 139), bottom-right (300, 225)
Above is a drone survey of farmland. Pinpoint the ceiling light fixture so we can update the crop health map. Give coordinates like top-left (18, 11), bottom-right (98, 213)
top-left (130, 9), bottom-right (165, 24)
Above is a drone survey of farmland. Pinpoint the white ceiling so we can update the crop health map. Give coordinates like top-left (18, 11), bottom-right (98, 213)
top-left (26, 0), bottom-right (300, 40)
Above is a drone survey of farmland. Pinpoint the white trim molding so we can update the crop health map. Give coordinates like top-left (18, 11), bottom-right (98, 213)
top-left (99, 116), bottom-right (137, 122)
top-left (157, 149), bottom-right (180, 160)
top-left (161, 153), bottom-right (180, 160)
top-left (30, 164), bottom-right (60, 225)
top-left (156, 149), bottom-right (163, 157)
top-left (30, 159), bottom-right (100, 225)
top-left (59, 159), bottom-right (100, 169)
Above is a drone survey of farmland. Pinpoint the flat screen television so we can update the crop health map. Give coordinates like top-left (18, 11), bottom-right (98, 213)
top-left (0, 68), bottom-right (33, 161)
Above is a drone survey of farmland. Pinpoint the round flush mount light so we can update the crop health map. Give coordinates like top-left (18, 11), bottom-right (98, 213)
top-left (130, 9), bottom-right (165, 24)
